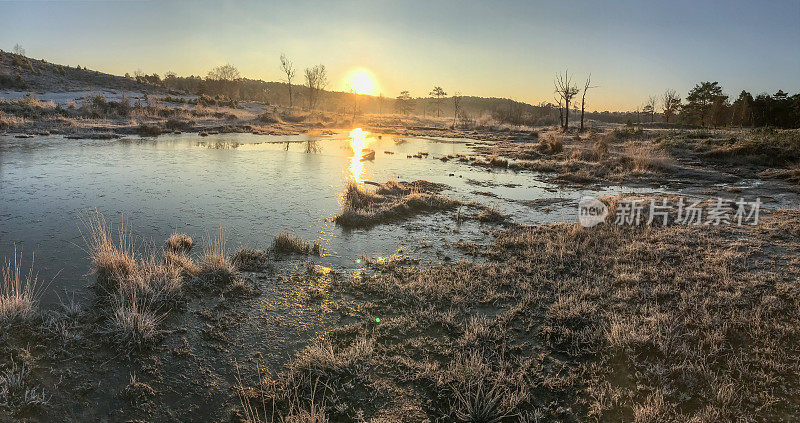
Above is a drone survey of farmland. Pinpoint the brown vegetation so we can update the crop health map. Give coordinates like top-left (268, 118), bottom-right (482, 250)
top-left (334, 180), bottom-right (462, 228)
top-left (240, 208), bottom-right (800, 421)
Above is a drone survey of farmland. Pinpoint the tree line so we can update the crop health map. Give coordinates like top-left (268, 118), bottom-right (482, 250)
top-left (126, 60), bottom-right (798, 129)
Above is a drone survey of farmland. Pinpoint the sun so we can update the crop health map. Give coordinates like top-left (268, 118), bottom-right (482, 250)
top-left (347, 69), bottom-right (377, 95)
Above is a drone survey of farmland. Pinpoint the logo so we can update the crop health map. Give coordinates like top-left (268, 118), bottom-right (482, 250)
top-left (578, 196), bottom-right (608, 227)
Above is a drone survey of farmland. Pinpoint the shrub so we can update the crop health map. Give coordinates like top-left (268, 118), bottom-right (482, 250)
top-left (537, 134), bottom-right (563, 154)
top-left (0, 73), bottom-right (27, 89)
top-left (137, 123), bottom-right (162, 137)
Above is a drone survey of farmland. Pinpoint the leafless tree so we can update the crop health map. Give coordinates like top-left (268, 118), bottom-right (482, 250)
top-left (280, 53), bottom-right (296, 108)
top-left (13, 44), bottom-right (25, 56)
top-left (554, 70), bottom-right (579, 130)
top-left (304, 64), bottom-right (328, 110)
top-left (554, 96), bottom-right (564, 127)
top-left (579, 74), bottom-right (597, 131)
top-left (644, 95), bottom-right (658, 122)
top-left (207, 64), bottom-right (240, 81)
top-left (661, 89), bottom-right (681, 123)
top-left (452, 92), bottom-right (462, 127)
top-left (378, 93), bottom-right (385, 114)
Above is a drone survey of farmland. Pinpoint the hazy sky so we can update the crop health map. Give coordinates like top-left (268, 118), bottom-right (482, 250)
top-left (1, 0), bottom-right (798, 110)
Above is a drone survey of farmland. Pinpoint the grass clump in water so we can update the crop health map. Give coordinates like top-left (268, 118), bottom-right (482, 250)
top-left (476, 206), bottom-right (508, 223)
top-left (272, 232), bottom-right (322, 256)
top-left (165, 233), bottom-right (193, 254)
top-left (231, 248), bottom-right (273, 271)
top-left (334, 180), bottom-right (461, 228)
top-left (83, 212), bottom-right (138, 292)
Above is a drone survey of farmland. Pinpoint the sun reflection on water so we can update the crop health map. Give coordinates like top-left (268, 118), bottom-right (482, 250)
top-left (349, 128), bottom-right (368, 182)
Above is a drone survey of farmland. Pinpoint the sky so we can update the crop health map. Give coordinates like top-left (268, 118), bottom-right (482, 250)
top-left (1, 0), bottom-right (798, 111)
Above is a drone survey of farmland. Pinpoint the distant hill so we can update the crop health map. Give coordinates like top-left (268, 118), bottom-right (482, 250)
top-left (0, 50), bottom-right (162, 93)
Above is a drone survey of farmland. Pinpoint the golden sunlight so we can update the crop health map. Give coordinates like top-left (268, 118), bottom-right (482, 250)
top-left (347, 69), bottom-right (377, 95)
top-left (348, 127), bottom-right (369, 181)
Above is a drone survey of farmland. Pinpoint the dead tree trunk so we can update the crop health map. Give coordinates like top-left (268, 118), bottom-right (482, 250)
top-left (580, 74), bottom-right (595, 132)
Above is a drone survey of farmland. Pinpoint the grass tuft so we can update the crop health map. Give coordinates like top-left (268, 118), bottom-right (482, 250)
top-left (0, 248), bottom-right (40, 324)
top-left (272, 232), bottom-right (322, 256)
top-left (335, 180), bottom-right (461, 228)
top-left (83, 211), bottom-right (137, 292)
top-left (197, 229), bottom-right (237, 285)
top-left (105, 287), bottom-right (163, 348)
top-left (165, 233), bottom-right (193, 253)
top-left (231, 248), bottom-right (273, 271)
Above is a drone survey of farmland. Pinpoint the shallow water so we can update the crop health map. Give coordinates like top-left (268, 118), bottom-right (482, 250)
top-left (1, 130), bottom-right (662, 305)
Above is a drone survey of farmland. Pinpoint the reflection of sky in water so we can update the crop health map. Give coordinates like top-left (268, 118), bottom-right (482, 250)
top-left (0, 131), bottom-right (668, 305)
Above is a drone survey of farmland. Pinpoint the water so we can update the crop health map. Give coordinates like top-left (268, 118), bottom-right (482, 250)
top-left (0, 129), bottom-right (661, 305)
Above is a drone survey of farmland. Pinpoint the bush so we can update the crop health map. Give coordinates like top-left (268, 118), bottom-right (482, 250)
top-left (537, 134), bottom-right (563, 154)
top-left (0, 73), bottom-right (27, 89)
top-left (137, 123), bottom-right (162, 137)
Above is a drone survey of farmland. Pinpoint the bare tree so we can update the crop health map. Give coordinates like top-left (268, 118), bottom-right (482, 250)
top-left (207, 64), bottom-right (240, 81)
top-left (378, 92), bottom-right (385, 114)
top-left (554, 96), bottom-right (564, 127)
top-left (452, 92), bottom-right (462, 127)
top-left (429, 86), bottom-right (447, 117)
top-left (643, 95), bottom-right (658, 122)
top-left (554, 70), bottom-right (579, 130)
top-left (280, 53), bottom-right (296, 108)
top-left (12, 44), bottom-right (25, 56)
top-left (661, 89), bottom-right (681, 123)
top-left (579, 74), bottom-right (597, 132)
top-left (304, 64), bottom-right (328, 110)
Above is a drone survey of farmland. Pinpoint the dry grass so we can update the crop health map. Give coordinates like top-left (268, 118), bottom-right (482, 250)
top-left (272, 232), bottom-right (322, 256)
top-left (537, 133), bottom-right (563, 154)
top-left (0, 360), bottom-right (49, 411)
top-left (760, 165), bottom-right (800, 184)
top-left (163, 249), bottom-right (199, 276)
top-left (105, 286), bottom-right (163, 348)
top-left (476, 207), bottom-right (508, 223)
top-left (231, 247), bottom-right (272, 271)
top-left (0, 110), bottom-right (25, 129)
top-left (623, 142), bottom-right (674, 172)
top-left (197, 229), bottom-right (237, 285)
top-left (165, 233), bottom-right (193, 253)
top-left (246, 209), bottom-right (800, 421)
top-left (0, 248), bottom-right (40, 324)
top-left (82, 211), bottom-right (138, 292)
top-left (334, 180), bottom-right (461, 228)
top-left (705, 128), bottom-right (800, 164)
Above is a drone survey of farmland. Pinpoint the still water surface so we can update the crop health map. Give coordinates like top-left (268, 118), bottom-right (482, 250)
top-left (0, 130), bottom-right (658, 304)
